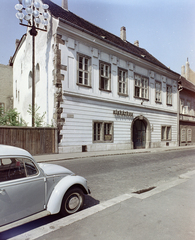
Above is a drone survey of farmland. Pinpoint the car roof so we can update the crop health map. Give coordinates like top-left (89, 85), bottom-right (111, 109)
top-left (0, 145), bottom-right (33, 158)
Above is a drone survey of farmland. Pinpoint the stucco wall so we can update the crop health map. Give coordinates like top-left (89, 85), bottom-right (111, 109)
top-left (0, 64), bottom-right (13, 111)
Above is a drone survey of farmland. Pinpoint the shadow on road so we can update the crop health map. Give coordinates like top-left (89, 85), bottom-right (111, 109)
top-left (0, 195), bottom-right (99, 240)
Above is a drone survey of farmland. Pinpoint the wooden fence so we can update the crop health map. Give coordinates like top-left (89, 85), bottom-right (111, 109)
top-left (0, 126), bottom-right (58, 155)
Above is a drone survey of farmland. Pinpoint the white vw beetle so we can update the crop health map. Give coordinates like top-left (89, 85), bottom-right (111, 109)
top-left (0, 145), bottom-right (90, 232)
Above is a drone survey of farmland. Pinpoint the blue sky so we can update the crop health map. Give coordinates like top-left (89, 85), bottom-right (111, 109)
top-left (0, 0), bottom-right (194, 75)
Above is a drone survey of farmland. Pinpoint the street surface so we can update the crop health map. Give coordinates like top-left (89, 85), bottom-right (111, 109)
top-left (1, 148), bottom-right (195, 239)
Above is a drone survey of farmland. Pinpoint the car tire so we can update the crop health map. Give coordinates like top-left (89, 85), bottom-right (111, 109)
top-left (60, 187), bottom-right (84, 216)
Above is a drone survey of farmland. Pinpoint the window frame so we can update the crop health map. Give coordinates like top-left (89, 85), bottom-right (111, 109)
top-left (161, 125), bottom-right (172, 141)
top-left (118, 67), bottom-right (128, 96)
top-left (155, 81), bottom-right (162, 103)
top-left (99, 61), bottom-right (111, 92)
top-left (180, 98), bottom-right (185, 114)
top-left (134, 73), bottom-right (149, 100)
top-left (187, 100), bottom-right (191, 115)
top-left (77, 53), bottom-right (91, 88)
top-left (93, 121), bottom-right (113, 143)
top-left (166, 85), bottom-right (172, 106)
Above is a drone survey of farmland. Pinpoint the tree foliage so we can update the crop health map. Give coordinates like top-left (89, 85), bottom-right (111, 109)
top-left (0, 108), bottom-right (26, 126)
top-left (27, 104), bottom-right (46, 127)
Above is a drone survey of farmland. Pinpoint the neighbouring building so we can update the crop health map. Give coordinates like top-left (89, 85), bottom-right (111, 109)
top-left (11, 0), bottom-right (180, 153)
top-left (178, 76), bottom-right (195, 146)
top-left (0, 64), bottom-right (13, 113)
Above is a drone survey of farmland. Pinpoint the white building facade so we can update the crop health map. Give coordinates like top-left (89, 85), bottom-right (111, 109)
top-left (12, 0), bottom-right (179, 153)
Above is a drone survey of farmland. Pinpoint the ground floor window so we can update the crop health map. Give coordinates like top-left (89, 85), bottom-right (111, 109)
top-left (93, 121), bottom-right (113, 142)
top-left (181, 127), bottom-right (192, 143)
top-left (161, 126), bottom-right (171, 141)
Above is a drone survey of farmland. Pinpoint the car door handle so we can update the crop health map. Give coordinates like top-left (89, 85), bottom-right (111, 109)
top-left (0, 189), bottom-right (5, 194)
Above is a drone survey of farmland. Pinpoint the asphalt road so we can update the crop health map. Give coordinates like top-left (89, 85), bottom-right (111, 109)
top-left (56, 148), bottom-right (195, 203)
top-left (1, 148), bottom-right (195, 239)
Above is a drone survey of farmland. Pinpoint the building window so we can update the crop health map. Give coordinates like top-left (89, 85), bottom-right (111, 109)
top-left (166, 85), bottom-right (172, 105)
top-left (77, 54), bottom-right (91, 87)
top-left (93, 121), bottom-right (113, 142)
top-left (161, 126), bottom-right (171, 141)
top-left (0, 103), bottom-right (5, 114)
top-left (36, 63), bottom-right (40, 83)
top-left (28, 71), bottom-right (32, 88)
top-left (15, 80), bottom-right (17, 98)
top-left (180, 99), bottom-right (184, 114)
top-left (99, 61), bottom-right (111, 91)
top-left (187, 100), bottom-right (191, 115)
top-left (134, 74), bottom-right (149, 99)
top-left (187, 128), bottom-right (192, 142)
top-left (118, 68), bottom-right (128, 95)
top-left (181, 128), bottom-right (186, 142)
top-left (155, 81), bottom-right (161, 103)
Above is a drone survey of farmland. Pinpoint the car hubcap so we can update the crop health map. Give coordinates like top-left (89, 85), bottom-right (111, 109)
top-left (68, 195), bottom-right (80, 210)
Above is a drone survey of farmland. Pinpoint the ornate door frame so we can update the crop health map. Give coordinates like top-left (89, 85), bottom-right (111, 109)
top-left (131, 115), bottom-right (151, 149)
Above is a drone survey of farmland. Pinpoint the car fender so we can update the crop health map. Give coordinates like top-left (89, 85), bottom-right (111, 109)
top-left (47, 175), bottom-right (89, 214)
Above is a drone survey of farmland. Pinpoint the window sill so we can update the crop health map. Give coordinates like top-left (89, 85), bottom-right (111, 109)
top-left (155, 101), bottom-right (162, 104)
top-left (166, 103), bottom-right (172, 106)
top-left (118, 93), bottom-right (128, 97)
top-left (134, 96), bottom-right (149, 101)
top-left (99, 88), bottom-right (111, 93)
top-left (77, 83), bottom-right (92, 88)
top-left (93, 140), bottom-right (113, 143)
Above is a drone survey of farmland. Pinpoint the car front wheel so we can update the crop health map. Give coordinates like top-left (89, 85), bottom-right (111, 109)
top-left (60, 188), bottom-right (84, 216)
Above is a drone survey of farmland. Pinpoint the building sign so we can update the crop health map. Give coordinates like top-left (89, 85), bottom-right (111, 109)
top-left (113, 110), bottom-right (133, 117)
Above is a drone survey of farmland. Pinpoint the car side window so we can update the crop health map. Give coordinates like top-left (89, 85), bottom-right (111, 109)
top-left (24, 159), bottom-right (38, 176)
top-left (0, 158), bottom-right (26, 182)
top-left (0, 158), bottom-right (38, 183)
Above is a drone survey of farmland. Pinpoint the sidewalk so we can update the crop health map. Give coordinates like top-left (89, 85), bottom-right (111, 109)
top-left (33, 145), bottom-right (195, 163)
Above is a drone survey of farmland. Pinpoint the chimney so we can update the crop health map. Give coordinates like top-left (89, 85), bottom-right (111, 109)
top-left (181, 65), bottom-right (185, 77)
top-left (15, 39), bottom-right (20, 49)
top-left (62, 0), bottom-right (68, 10)
top-left (134, 40), bottom-right (139, 47)
top-left (186, 58), bottom-right (190, 80)
top-left (120, 26), bottom-right (126, 41)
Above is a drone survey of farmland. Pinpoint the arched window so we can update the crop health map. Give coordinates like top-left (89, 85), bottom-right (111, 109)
top-left (35, 63), bottom-right (40, 83)
top-left (28, 71), bottom-right (32, 88)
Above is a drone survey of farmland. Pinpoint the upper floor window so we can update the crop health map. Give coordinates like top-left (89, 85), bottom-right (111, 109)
top-left (134, 74), bottom-right (149, 99)
top-left (187, 100), bottom-right (191, 115)
top-left (77, 54), bottom-right (91, 87)
top-left (155, 81), bottom-right (161, 103)
top-left (166, 85), bottom-right (172, 105)
top-left (99, 61), bottom-right (111, 91)
top-left (28, 71), bottom-right (32, 89)
top-left (180, 99), bottom-right (184, 114)
top-left (118, 68), bottom-right (128, 95)
top-left (35, 63), bottom-right (40, 83)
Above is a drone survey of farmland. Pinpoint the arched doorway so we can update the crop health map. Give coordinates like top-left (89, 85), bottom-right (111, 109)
top-left (131, 115), bottom-right (151, 149)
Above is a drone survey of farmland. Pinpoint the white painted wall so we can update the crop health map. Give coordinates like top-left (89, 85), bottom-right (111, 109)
top-left (13, 16), bottom-right (58, 126)
top-left (57, 24), bottom-right (178, 152)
